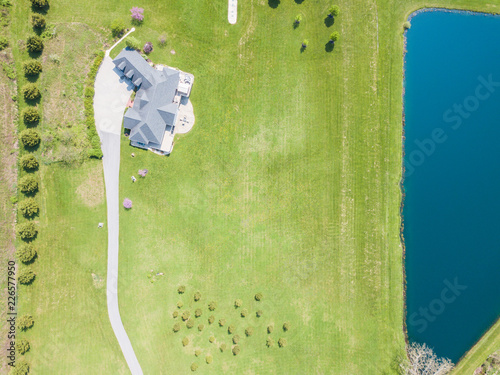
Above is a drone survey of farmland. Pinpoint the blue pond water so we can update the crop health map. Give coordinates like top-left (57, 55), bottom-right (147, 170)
top-left (404, 10), bottom-right (500, 362)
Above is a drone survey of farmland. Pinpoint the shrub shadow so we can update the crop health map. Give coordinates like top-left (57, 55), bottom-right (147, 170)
top-left (31, 4), bottom-right (49, 14)
top-left (324, 16), bottom-right (335, 27)
top-left (300, 45), bottom-right (306, 53)
top-left (28, 50), bottom-right (43, 59)
top-left (268, 0), bottom-right (280, 8)
top-left (294, 0), bottom-right (304, 3)
top-left (24, 96), bottom-right (41, 106)
top-left (26, 75), bottom-right (40, 83)
top-left (325, 41), bottom-right (334, 52)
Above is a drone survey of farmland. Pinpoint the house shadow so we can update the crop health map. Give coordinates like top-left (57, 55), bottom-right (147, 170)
top-left (325, 41), bottom-right (335, 52)
top-left (268, 0), bottom-right (280, 8)
top-left (324, 16), bottom-right (335, 27)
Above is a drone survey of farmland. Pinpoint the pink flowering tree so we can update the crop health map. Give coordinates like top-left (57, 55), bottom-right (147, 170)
top-left (143, 42), bottom-right (153, 54)
top-left (138, 169), bottom-right (148, 177)
top-left (123, 198), bottom-right (133, 209)
top-left (130, 7), bottom-right (144, 23)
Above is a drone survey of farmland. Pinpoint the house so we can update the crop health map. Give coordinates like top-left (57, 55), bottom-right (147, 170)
top-left (112, 49), bottom-right (194, 155)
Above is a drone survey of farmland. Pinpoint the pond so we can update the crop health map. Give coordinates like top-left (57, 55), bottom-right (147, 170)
top-left (403, 9), bottom-right (500, 362)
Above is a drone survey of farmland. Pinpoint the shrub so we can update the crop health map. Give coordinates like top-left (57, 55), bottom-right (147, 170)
top-left (194, 308), bottom-right (202, 318)
top-left (330, 31), bottom-right (340, 43)
top-left (194, 349), bottom-right (201, 357)
top-left (87, 149), bottom-right (103, 159)
top-left (173, 323), bottom-right (181, 332)
top-left (209, 336), bottom-right (215, 343)
top-left (182, 311), bottom-right (190, 321)
top-left (17, 314), bottom-right (34, 330)
top-left (30, 0), bottom-right (48, 7)
top-left (254, 293), bottom-right (262, 301)
top-left (232, 335), bottom-right (240, 344)
top-left (198, 324), bottom-right (204, 331)
top-left (182, 337), bottom-right (189, 346)
top-left (328, 5), bottom-right (340, 17)
top-left (294, 14), bottom-right (302, 24)
top-left (186, 319), bottom-right (194, 329)
top-left (190, 363), bottom-right (198, 372)
top-left (240, 309), bottom-right (247, 318)
top-left (404, 21), bottom-right (411, 30)
top-left (266, 337), bottom-right (274, 347)
top-left (16, 244), bottom-right (37, 263)
top-left (31, 14), bottom-right (46, 28)
top-left (178, 285), bottom-right (186, 294)
top-left (172, 311), bottom-right (178, 318)
top-left (0, 36), bottom-right (8, 50)
top-left (234, 299), bottom-right (242, 308)
top-left (219, 343), bottom-right (226, 352)
top-left (20, 129), bottom-right (41, 147)
top-left (278, 338), bottom-right (287, 347)
top-left (125, 36), bottom-right (141, 50)
top-left (19, 175), bottom-right (38, 194)
top-left (19, 198), bottom-right (39, 217)
top-left (16, 222), bottom-right (37, 240)
top-left (143, 42), bottom-right (153, 54)
top-left (177, 301), bottom-right (184, 309)
top-left (301, 39), bottom-right (309, 48)
top-left (194, 291), bottom-right (201, 301)
top-left (208, 315), bottom-right (215, 325)
top-left (18, 268), bottom-right (35, 284)
top-left (20, 154), bottom-right (39, 170)
top-left (208, 301), bottom-right (217, 311)
top-left (22, 83), bottom-right (41, 100)
top-left (26, 35), bottom-right (44, 52)
top-left (218, 319), bottom-right (226, 327)
top-left (228, 325), bottom-right (235, 334)
top-left (123, 198), bottom-right (132, 209)
top-left (245, 327), bottom-right (253, 337)
top-left (22, 107), bottom-right (40, 124)
top-left (232, 345), bottom-right (240, 356)
top-left (267, 324), bottom-right (274, 334)
top-left (130, 7), bottom-right (144, 22)
top-left (16, 339), bottom-right (30, 355)
top-left (9, 360), bottom-right (29, 375)
top-left (111, 19), bottom-right (125, 37)
top-left (283, 322), bottom-right (290, 332)
top-left (256, 310), bottom-right (263, 318)
top-left (206, 355), bottom-right (212, 364)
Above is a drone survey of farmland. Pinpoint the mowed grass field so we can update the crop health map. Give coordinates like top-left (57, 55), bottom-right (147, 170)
top-left (5, 0), bottom-right (500, 373)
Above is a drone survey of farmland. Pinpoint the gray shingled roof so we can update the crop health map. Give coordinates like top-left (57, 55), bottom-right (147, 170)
top-left (113, 49), bottom-right (180, 149)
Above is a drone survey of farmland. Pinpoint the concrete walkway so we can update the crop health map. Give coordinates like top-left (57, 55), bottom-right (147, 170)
top-left (94, 38), bottom-right (143, 374)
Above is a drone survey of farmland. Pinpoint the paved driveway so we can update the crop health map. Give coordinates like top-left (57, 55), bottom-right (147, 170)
top-left (94, 55), bottom-right (143, 375)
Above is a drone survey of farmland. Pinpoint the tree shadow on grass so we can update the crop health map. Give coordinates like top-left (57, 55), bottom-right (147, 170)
top-left (28, 50), bottom-right (43, 59)
top-left (31, 4), bottom-right (50, 15)
top-left (293, 22), bottom-right (299, 30)
top-left (300, 46), bottom-right (306, 53)
top-left (325, 41), bottom-right (335, 52)
top-left (268, 0), bottom-right (280, 8)
top-left (21, 143), bottom-right (41, 155)
top-left (324, 16), bottom-right (335, 27)
top-left (26, 75), bottom-right (40, 83)
top-left (24, 96), bottom-right (41, 106)
top-left (294, 0), bottom-right (304, 3)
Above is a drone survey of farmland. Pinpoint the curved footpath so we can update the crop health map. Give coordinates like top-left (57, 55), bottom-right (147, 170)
top-left (94, 28), bottom-right (144, 375)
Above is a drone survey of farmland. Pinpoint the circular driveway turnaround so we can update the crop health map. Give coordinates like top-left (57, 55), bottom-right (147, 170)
top-left (94, 53), bottom-right (143, 375)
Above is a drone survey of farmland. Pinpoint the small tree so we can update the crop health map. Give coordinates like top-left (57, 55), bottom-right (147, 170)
top-left (186, 319), bottom-right (195, 328)
top-left (403, 21), bottom-right (411, 30)
top-left (232, 345), bottom-right (240, 356)
top-left (283, 322), bottom-right (290, 331)
top-left (16, 222), bottom-right (37, 240)
top-left (19, 175), bottom-right (38, 193)
top-left (20, 154), bottom-right (39, 170)
top-left (228, 325), bottom-right (235, 334)
top-left (329, 31), bottom-right (340, 43)
top-left (17, 314), bottom-right (34, 330)
top-left (31, 14), bottom-right (46, 28)
top-left (30, 0), bottom-right (48, 7)
top-left (208, 301), bottom-right (217, 311)
top-left (218, 318), bottom-right (226, 327)
top-left (178, 285), bottom-right (186, 294)
top-left (219, 343), bottom-right (226, 352)
top-left (0, 36), bottom-right (8, 50)
top-left (22, 83), bottom-right (41, 100)
top-left (206, 355), bottom-right (213, 364)
top-left (254, 293), bottom-right (263, 301)
top-left (16, 339), bottom-right (30, 355)
top-left (26, 35), bottom-right (44, 52)
top-left (123, 198), bottom-right (133, 209)
top-left (240, 309), bottom-right (248, 318)
top-left (194, 349), bottom-right (201, 357)
top-left (294, 14), bottom-right (302, 24)
top-left (256, 310), bottom-right (263, 318)
top-left (209, 336), bottom-right (215, 343)
top-left (208, 315), bottom-right (215, 325)
top-left (22, 107), bottom-right (40, 124)
top-left (190, 363), bottom-right (198, 372)
top-left (328, 5), bottom-right (340, 18)
top-left (301, 39), bottom-right (309, 49)
top-left (266, 337), bottom-right (274, 347)
top-left (19, 198), bottom-right (39, 217)
top-left (111, 19), bottom-right (125, 37)
top-left (23, 60), bottom-right (42, 76)
top-left (18, 268), bottom-right (35, 284)
top-left (400, 342), bottom-right (454, 375)
top-left (143, 42), bottom-right (153, 54)
top-left (16, 244), bottom-right (37, 263)
top-left (173, 323), bottom-right (181, 332)
top-left (177, 301), bottom-right (184, 308)
top-left (234, 299), bottom-right (242, 308)
top-left (125, 36), bottom-right (141, 51)
top-left (232, 335), bottom-right (240, 344)
top-left (267, 324), bottom-right (274, 333)
top-left (198, 324), bottom-right (204, 331)
top-left (194, 291), bottom-right (201, 301)
top-left (182, 310), bottom-right (190, 321)
top-left (245, 327), bottom-right (254, 337)
top-left (130, 7), bottom-right (144, 22)
top-left (20, 129), bottom-right (41, 148)
top-left (182, 337), bottom-right (189, 346)
top-left (194, 308), bottom-right (202, 318)
top-left (172, 310), bottom-right (178, 318)
top-left (9, 360), bottom-right (30, 375)
top-left (278, 338), bottom-right (287, 348)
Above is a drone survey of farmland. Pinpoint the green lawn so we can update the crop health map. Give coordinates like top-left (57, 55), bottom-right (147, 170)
top-left (5, 0), bottom-right (500, 373)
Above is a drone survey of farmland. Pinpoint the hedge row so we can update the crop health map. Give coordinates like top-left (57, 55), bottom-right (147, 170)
top-left (84, 50), bottom-right (105, 159)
